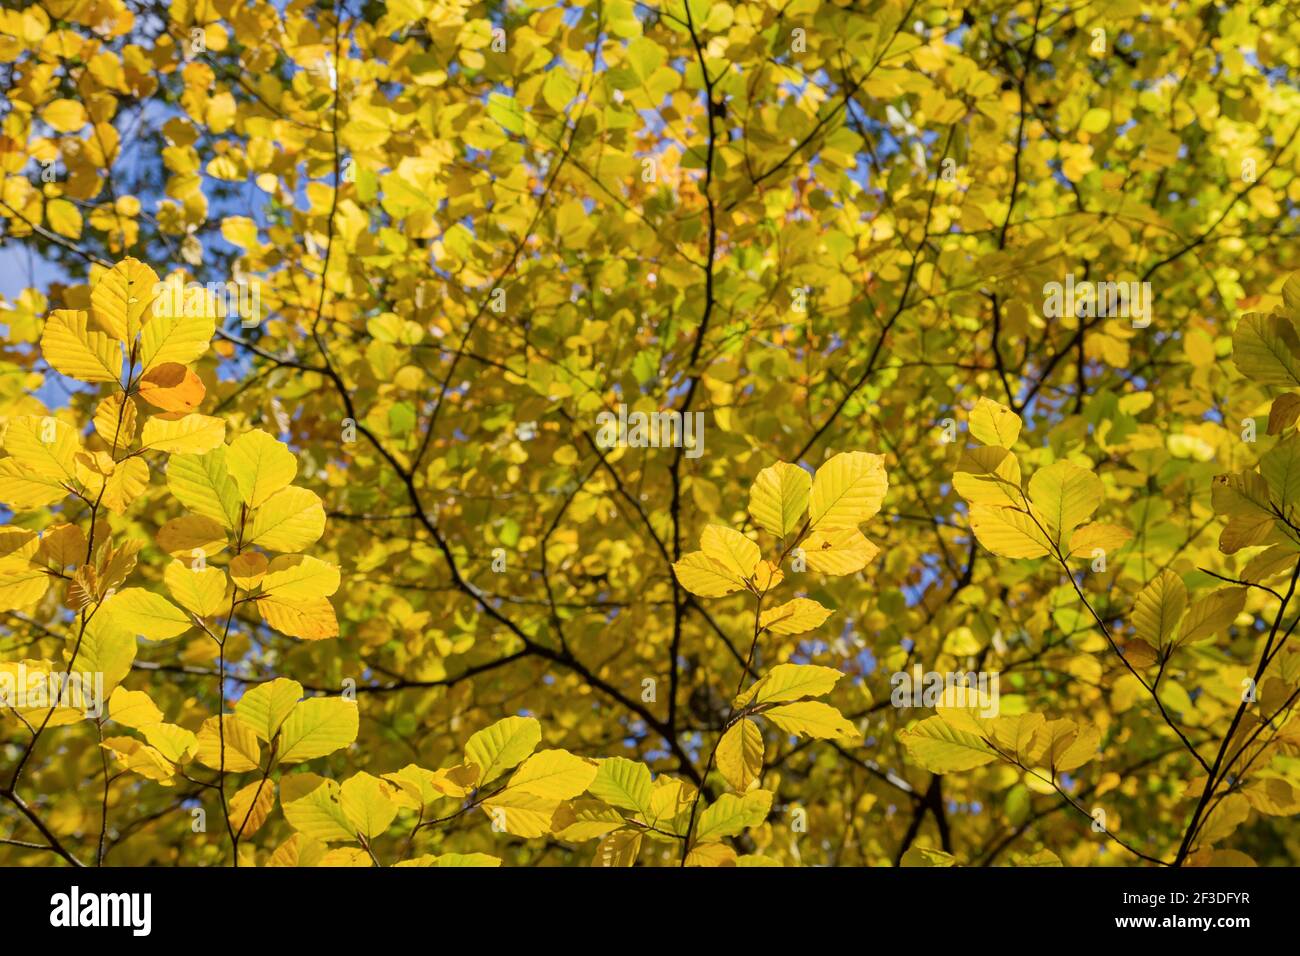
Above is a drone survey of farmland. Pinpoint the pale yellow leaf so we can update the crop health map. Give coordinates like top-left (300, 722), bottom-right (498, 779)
top-left (747, 461), bottom-right (811, 536)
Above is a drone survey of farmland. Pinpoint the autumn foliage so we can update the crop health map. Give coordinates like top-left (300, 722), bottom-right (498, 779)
top-left (2, 0), bottom-right (1300, 868)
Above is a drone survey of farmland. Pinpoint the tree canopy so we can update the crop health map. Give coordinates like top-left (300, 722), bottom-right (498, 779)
top-left (2, 0), bottom-right (1300, 867)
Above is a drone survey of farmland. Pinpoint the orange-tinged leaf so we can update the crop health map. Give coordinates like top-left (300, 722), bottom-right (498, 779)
top-left (258, 595), bottom-right (339, 640)
top-left (138, 363), bottom-right (206, 412)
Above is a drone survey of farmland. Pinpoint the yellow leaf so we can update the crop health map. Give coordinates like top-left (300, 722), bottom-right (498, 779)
top-left (260, 554), bottom-right (340, 600)
top-left (480, 788), bottom-right (560, 838)
top-left (230, 779), bottom-right (276, 836)
top-left (246, 486), bottom-right (326, 552)
top-left (221, 215), bottom-right (259, 248)
top-left (761, 701), bottom-right (859, 740)
top-left (266, 833), bottom-right (328, 867)
top-left (1196, 793), bottom-right (1251, 848)
top-left (46, 198), bottom-right (82, 239)
top-left (75, 614), bottom-right (136, 694)
top-left (982, 712), bottom-right (1047, 762)
top-left (505, 748), bottom-right (598, 800)
top-left (140, 721), bottom-right (197, 762)
top-left (953, 446), bottom-right (1023, 508)
top-left (1079, 107), bottom-right (1110, 133)
top-left (1027, 460), bottom-right (1103, 545)
top-left (671, 550), bottom-right (745, 597)
top-left (1232, 312), bottom-right (1300, 387)
top-left (699, 524), bottom-right (760, 582)
top-left (747, 461), bottom-right (811, 536)
top-left (340, 772), bottom-right (399, 839)
top-left (1034, 718), bottom-right (1101, 773)
top-left (140, 414), bottom-right (226, 454)
top-left (743, 662), bottom-right (845, 706)
top-left (40, 309), bottom-right (122, 383)
top-left (107, 687), bottom-right (163, 728)
top-left (156, 514), bottom-right (228, 558)
top-left (551, 799), bottom-right (625, 841)
top-left (759, 597), bottom-right (832, 635)
top-left (318, 848), bottom-right (374, 869)
top-left (0, 528), bottom-right (38, 569)
top-left (194, 714), bottom-right (262, 772)
top-left (1132, 569), bottom-right (1187, 650)
top-left (968, 397), bottom-right (1022, 447)
top-left (163, 560), bottom-right (229, 618)
top-left (397, 852), bottom-right (502, 867)
top-left (0, 565), bottom-right (50, 611)
top-left (230, 552), bottom-right (269, 590)
top-left (99, 457), bottom-right (148, 515)
top-left (969, 504), bottom-right (1053, 558)
top-left (752, 559), bottom-right (784, 591)
top-left (801, 527), bottom-right (879, 575)
top-left (1067, 522), bottom-right (1132, 556)
top-left (111, 741), bottom-right (175, 783)
top-left (808, 451), bottom-right (887, 530)
top-left (235, 677), bottom-right (304, 742)
top-left (0, 458), bottom-right (67, 510)
top-left (1261, 435), bottom-right (1300, 517)
top-left (593, 830), bottom-right (642, 867)
top-left (901, 846), bottom-right (958, 867)
top-left (716, 718), bottom-right (763, 791)
top-left (226, 429), bottom-right (297, 508)
top-left (1177, 587), bottom-right (1246, 645)
top-left (382, 763), bottom-right (476, 809)
top-left (686, 842), bottom-right (738, 867)
top-left (1268, 394), bottom-right (1300, 436)
top-left (101, 587), bottom-right (193, 640)
top-left (90, 257), bottom-right (159, 342)
top-left (3, 416), bottom-right (81, 486)
top-left (37, 523), bottom-right (86, 568)
top-left (93, 394), bottom-right (137, 455)
top-left (166, 449), bottom-right (242, 530)
top-left (138, 363), bottom-right (205, 413)
top-left (42, 98), bottom-right (87, 132)
top-left (646, 778), bottom-right (694, 834)
top-left (138, 297), bottom-right (216, 372)
top-left (281, 776), bottom-right (356, 843)
top-left (258, 595), bottom-right (339, 640)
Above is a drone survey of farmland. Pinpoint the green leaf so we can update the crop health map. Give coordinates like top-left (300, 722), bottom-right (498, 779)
top-left (464, 715), bottom-right (542, 785)
top-left (694, 790), bottom-right (772, 842)
top-left (1132, 569), bottom-right (1187, 650)
top-left (277, 698), bottom-right (359, 764)
top-left (587, 757), bottom-right (653, 814)
top-left (1233, 312), bottom-right (1300, 387)
top-left (898, 715), bottom-right (999, 773)
top-left (1027, 460), bottom-right (1104, 545)
top-left (236, 677), bottom-right (304, 742)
